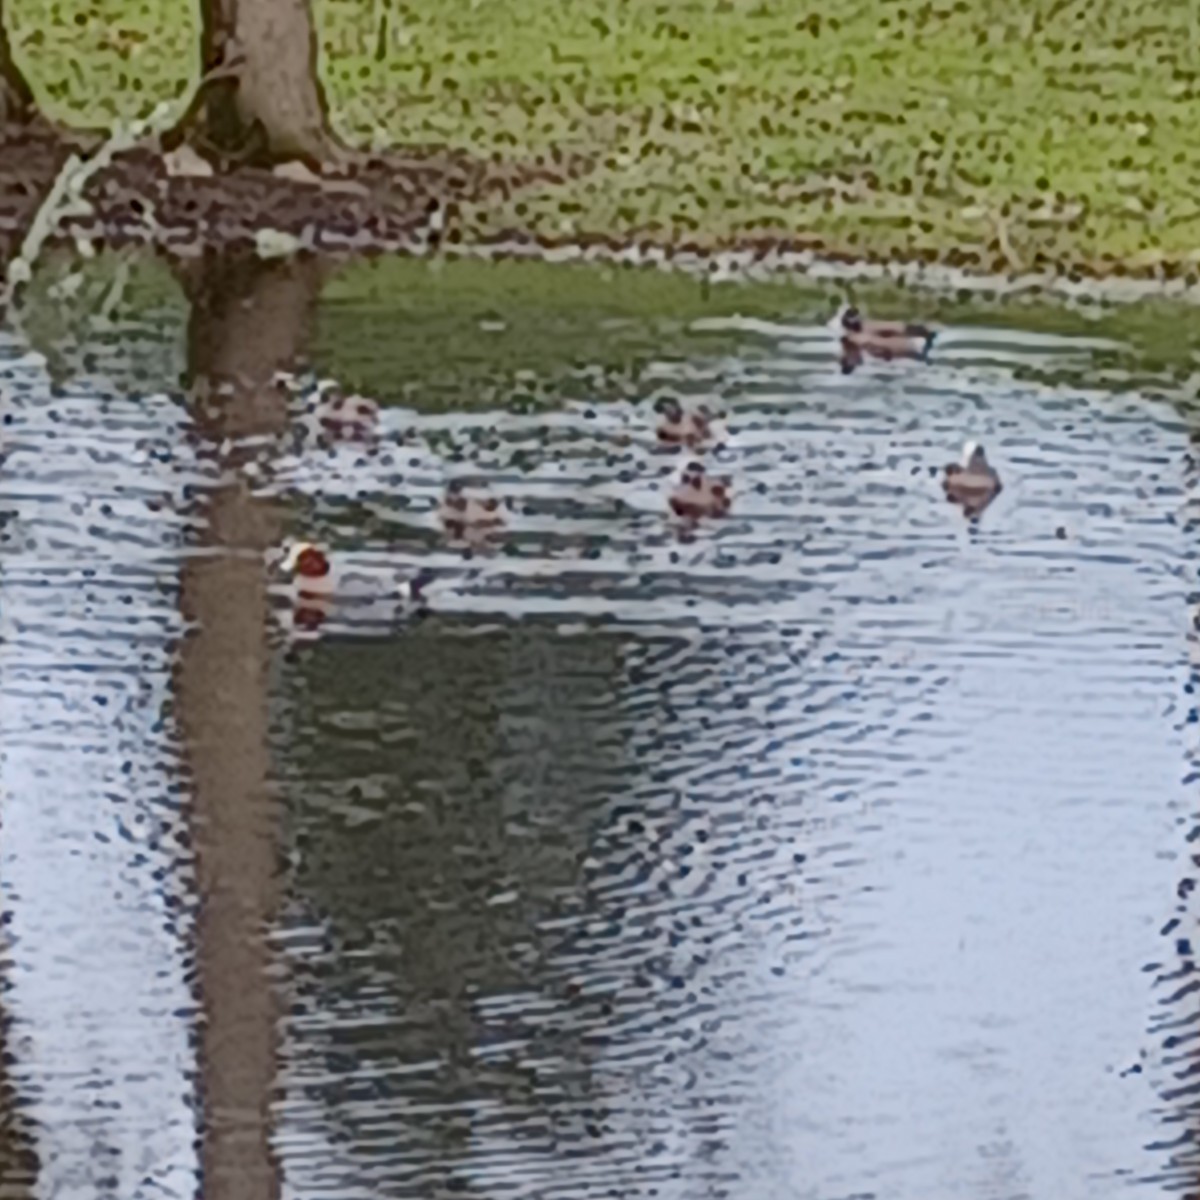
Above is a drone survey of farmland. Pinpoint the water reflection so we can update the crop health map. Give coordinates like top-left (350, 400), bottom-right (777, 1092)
top-left (0, 325), bottom-right (196, 1198)
top-left (176, 252), bottom-right (322, 1200)
top-left (0, 999), bottom-right (39, 1197)
top-left (0, 253), bottom-right (1198, 1199)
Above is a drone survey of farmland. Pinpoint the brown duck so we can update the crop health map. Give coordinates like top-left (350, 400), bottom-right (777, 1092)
top-left (654, 395), bottom-right (729, 450)
top-left (943, 441), bottom-right (1002, 519)
top-left (669, 461), bottom-right (732, 520)
top-left (840, 306), bottom-right (936, 373)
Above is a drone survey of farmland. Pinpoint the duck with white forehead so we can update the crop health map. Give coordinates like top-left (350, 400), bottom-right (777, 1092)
top-left (942, 441), bottom-right (1002, 520)
top-left (273, 541), bottom-right (437, 636)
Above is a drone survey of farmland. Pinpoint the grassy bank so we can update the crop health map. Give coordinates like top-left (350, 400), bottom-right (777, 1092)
top-left (9, 0), bottom-right (1200, 276)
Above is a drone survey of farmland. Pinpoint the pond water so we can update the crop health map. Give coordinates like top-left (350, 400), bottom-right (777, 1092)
top-left (1, 255), bottom-right (1199, 1200)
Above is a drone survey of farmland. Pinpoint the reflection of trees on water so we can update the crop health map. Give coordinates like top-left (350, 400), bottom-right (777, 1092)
top-left (0, 320), bottom-right (198, 1195)
top-left (174, 252), bottom-right (319, 1200)
top-left (276, 623), bottom-right (627, 1189)
top-left (277, 619), bottom-right (825, 1195)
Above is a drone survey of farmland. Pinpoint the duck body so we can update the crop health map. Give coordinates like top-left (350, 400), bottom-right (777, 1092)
top-left (312, 385), bottom-right (380, 441)
top-left (943, 441), bottom-right (1002, 518)
top-left (669, 461), bottom-right (732, 520)
top-left (840, 306), bottom-right (935, 372)
top-left (276, 542), bottom-right (438, 625)
top-left (654, 395), bottom-right (729, 450)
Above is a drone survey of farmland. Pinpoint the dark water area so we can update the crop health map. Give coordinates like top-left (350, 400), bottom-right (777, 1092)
top-left (1, 254), bottom-right (1200, 1200)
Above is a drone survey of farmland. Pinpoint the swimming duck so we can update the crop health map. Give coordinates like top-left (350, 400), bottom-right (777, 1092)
top-left (276, 544), bottom-right (436, 609)
top-left (839, 306), bottom-right (936, 373)
top-left (439, 480), bottom-right (507, 542)
top-left (279, 541), bottom-right (334, 598)
top-left (312, 385), bottom-right (380, 440)
top-left (669, 460), bottom-right (732, 520)
top-left (276, 541), bottom-right (335, 634)
top-left (943, 441), bottom-right (1002, 518)
top-left (654, 395), bottom-right (729, 450)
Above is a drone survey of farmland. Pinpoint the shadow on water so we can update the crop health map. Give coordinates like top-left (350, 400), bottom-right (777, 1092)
top-left (277, 617), bottom-right (833, 1198)
top-left (5, 248), bottom-right (1200, 1198)
top-left (277, 631), bottom-right (620, 1196)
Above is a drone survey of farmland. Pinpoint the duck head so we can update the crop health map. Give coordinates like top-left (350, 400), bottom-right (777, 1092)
top-left (696, 402), bottom-right (729, 427)
top-left (961, 440), bottom-right (988, 471)
top-left (697, 402), bottom-right (732, 443)
top-left (280, 541), bottom-right (331, 579)
top-left (443, 480), bottom-right (468, 512)
top-left (840, 306), bottom-right (863, 333)
top-left (654, 394), bottom-right (685, 422)
top-left (309, 381), bottom-right (345, 412)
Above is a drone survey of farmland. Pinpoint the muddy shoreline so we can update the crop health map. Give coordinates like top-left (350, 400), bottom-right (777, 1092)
top-left (0, 126), bottom-right (590, 257)
top-left (2, 125), bottom-right (1199, 309)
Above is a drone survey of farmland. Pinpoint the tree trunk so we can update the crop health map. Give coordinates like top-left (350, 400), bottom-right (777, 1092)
top-left (168, 0), bottom-right (341, 168)
top-left (0, 0), bottom-right (38, 127)
top-left (175, 252), bottom-right (320, 1200)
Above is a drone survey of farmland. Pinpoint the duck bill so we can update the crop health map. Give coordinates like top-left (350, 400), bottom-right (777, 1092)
top-left (279, 544), bottom-right (307, 573)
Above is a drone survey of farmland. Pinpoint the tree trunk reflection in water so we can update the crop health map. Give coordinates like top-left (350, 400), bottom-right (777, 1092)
top-left (175, 253), bottom-right (319, 1200)
top-left (0, 1004), bottom-right (38, 1199)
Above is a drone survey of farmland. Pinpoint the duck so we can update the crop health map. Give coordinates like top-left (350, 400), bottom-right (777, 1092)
top-left (654, 395), bottom-right (729, 450)
top-left (943, 441), bottom-right (1002, 518)
top-left (438, 480), bottom-right (507, 543)
top-left (276, 544), bottom-right (436, 609)
top-left (669, 460), bottom-right (732, 520)
top-left (312, 384), bottom-right (380, 440)
top-left (839, 306), bottom-right (936, 373)
top-left (275, 541), bottom-right (335, 634)
top-left (279, 540), bottom-right (335, 598)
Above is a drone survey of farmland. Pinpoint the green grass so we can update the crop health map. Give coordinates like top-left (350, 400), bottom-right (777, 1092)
top-left (10, 0), bottom-right (1200, 274)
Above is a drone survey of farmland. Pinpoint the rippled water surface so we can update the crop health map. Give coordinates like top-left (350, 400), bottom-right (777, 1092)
top-left (2, 257), bottom-right (1200, 1200)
